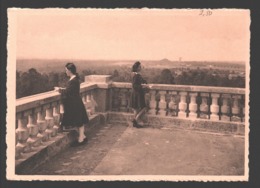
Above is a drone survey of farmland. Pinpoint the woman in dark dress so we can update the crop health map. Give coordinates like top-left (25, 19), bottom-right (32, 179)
top-left (55, 63), bottom-right (89, 145)
top-left (130, 61), bottom-right (149, 128)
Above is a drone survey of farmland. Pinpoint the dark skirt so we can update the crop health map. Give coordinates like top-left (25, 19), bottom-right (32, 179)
top-left (61, 96), bottom-right (89, 128)
top-left (130, 90), bottom-right (146, 110)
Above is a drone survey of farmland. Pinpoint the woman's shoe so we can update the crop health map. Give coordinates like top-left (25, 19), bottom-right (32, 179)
top-left (71, 137), bottom-right (88, 147)
top-left (132, 120), bottom-right (143, 128)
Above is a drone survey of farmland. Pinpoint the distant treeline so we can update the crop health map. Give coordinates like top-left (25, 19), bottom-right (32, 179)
top-left (16, 67), bottom-right (245, 99)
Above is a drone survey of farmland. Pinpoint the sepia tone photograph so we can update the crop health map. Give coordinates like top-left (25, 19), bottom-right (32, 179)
top-left (6, 8), bottom-right (250, 181)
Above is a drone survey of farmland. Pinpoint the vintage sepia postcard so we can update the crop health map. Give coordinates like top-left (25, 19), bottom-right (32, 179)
top-left (6, 8), bottom-right (250, 181)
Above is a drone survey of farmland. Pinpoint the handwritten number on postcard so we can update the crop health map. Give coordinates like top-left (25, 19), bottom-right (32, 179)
top-left (199, 10), bottom-right (212, 16)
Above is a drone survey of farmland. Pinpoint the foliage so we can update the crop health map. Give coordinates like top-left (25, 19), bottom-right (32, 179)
top-left (16, 66), bottom-right (245, 99)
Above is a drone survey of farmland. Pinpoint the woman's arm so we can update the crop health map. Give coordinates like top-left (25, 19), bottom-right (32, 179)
top-left (56, 80), bottom-right (77, 97)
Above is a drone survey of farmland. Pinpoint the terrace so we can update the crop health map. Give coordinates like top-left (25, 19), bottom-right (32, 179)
top-left (14, 75), bottom-right (246, 176)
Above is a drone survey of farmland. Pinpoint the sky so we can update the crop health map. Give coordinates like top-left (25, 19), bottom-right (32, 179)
top-left (13, 8), bottom-right (250, 62)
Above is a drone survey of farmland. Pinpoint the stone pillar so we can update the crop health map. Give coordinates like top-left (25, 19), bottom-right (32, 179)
top-left (158, 91), bottom-right (167, 116)
top-left (199, 93), bottom-right (210, 119)
top-left (27, 112), bottom-right (41, 149)
top-left (85, 75), bottom-right (112, 113)
top-left (210, 93), bottom-right (220, 121)
top-left (178, 92), bottom-right (188, 118)
top-left (168, 91), bottom-right (178, 116)
top-left (148, 90), bottom-right (157, 115)
top-left (231, 95), bottom-right (242, 122)
top-left (119, 89), bottom-right (128, 112)
top-left (86, 92), bottom-right (92, 116)
top-left (221, 94), bottom-right (231, 121)
top-left (16, 113), bottom-right (30, 158)
top-left (53, 102), bottom-right (60, 133)
top-left (45, 104), bottom-right (55, 139)
top-left (37, 108), bottom-right (48, 142)
top-left (189, 92), bottom-right (198, 119)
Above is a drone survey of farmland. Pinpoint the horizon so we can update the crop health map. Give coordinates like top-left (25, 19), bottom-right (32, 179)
top-left (16, 58), bottom-right (245, 64)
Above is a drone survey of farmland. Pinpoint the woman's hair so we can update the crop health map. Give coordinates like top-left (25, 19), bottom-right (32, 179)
top-left (65, 63), bottom-right (79, 79)
top-left (132, 61), bottom-right (141, 72)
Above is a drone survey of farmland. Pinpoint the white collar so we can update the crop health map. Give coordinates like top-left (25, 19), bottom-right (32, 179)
top-left (69, 75), bottom-right (76, 81)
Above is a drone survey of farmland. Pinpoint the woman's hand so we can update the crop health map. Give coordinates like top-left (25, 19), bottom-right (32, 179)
top-left (54, 87), bottom-right (61, 92)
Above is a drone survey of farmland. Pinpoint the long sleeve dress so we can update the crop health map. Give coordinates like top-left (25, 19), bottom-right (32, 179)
top-left (130, 72), bottom-right (147, 110)
top-left (59, 77), bottom-right (89, 128)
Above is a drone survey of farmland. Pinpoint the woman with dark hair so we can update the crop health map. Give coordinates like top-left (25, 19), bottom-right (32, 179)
top-left (55, 63), bottom-right (89, 146)
top-left (130, 61), bottom-right (149, 128)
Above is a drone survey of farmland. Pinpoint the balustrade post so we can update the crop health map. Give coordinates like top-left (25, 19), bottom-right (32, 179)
top-left (221, 94), bottom-right (231, 121)
top-left (45, 104), bottom-right (55, 138)
top-left (231, 95), bottom-right (242, 122)
top-left (189, 92), bottom-right (198, 119)
top-left (210, 93), bottom-right (220, 121)
top-left (53, 102), bottom-right (60, 133)
top-left (90, 90), bottom-right (97, 114)
top-left (16, 113), bottom-right (30, 158)
top-left (36, 107), bottom-right (48, 142)
top-left (199, 93), bottom-right (210, 119)
top-left (148, 90), bottom-right (157, 115)
top-left (158, 91), bottom-right (167, 116)
top-left (168, 91), bottom-right (178, 116)
top-left (86, 92), bottom-right (92, 116)
top-left (119, 89), bottom-right (128, 112)
top-left (27, 112), bottom-right (41, 148)
top-left (16, 114), bottom-right (29, 159)
top-left (178, 92), bottom-right (188, 118)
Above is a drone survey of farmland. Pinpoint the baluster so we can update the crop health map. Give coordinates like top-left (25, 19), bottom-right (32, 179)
top-left (199, 93), bottom-right (210, 119)
top-left (37, 107), bottom-right (48, 142)
top-left (86, 92), bottom-right (92, 116)
top-left (231, 95), bottom-right (242, 122)
top-left (210, 93), bottom-right (220, 121)
top-left (90, 90), bottom-right (97, 114)
top-left (16, 113), bottom-right (29, 159)
top-left (148, 90), bottom-right (157, 115)
top-left (178, 92), bottom-right (188, 118)
top-left (168, 91), bottom-right (178, 116)
top-left (158, 91), bottom-right (167, 116)
top-left (189, 92), bottom-right (198, 119)
top-left (27, 111), bottom-right (41, 149)
top-left (53, 102), bottom-right (60, 134)
top-left (242, 95), bottom-right (245, 122)
top-left (59, 102), bottom-right (65, 130)
top-left (45, 104), bottom-right (55, 138)
top-left (16, 113), bottom-right (30, 158)
top-left (221, 94), bottom-right (231, 121)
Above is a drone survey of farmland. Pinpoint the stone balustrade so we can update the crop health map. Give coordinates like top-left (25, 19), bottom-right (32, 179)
top-left (15, 83), bottom-right (98, 160)
top-left (110, 82), bottom-right (245, 122)
top-left (15, 75), bottom-right (246, 162)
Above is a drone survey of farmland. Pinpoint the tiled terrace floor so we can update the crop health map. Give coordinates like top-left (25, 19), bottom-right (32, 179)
top-left (30, 123), bottom-right (245, 175)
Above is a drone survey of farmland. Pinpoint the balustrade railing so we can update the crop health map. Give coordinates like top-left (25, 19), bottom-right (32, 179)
top-left (15, 75), bottom-right (246, 161)
top-left (15, 83), bottom-right (97, 160)
top-left (110, 82), bottom-right (245, 122)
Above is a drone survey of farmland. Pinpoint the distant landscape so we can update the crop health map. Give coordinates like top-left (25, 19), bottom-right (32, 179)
top-left (17, 58), bottom-right (245, 74)
top-left (16, 59), bottom-right (246, 99)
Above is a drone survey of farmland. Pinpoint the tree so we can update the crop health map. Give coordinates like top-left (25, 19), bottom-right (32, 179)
top-left (158, 69), bottom-right (175, 84)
